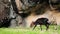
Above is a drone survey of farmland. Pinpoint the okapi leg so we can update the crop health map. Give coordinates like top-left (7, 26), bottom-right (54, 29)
top-left (33, 24), bottom-right (37, 30)
top-left (45, 24), bottom-right (49, 30)
top-left (40, 25), bottom-right (42, 31)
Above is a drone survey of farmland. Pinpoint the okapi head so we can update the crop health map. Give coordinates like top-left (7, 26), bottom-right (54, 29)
top-left (30, 21), bottom-right (35, 27)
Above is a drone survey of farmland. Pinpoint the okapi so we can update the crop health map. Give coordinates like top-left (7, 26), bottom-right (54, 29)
top-left (30, 18), bottom-right (50, 30)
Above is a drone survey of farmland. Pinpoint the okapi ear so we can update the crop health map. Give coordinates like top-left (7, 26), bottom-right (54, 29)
top-left (32, 22), bottom-right (35, 24)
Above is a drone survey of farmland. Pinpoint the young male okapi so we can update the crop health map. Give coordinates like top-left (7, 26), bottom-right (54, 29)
top-left (30, 18), bottom-right (50, 30)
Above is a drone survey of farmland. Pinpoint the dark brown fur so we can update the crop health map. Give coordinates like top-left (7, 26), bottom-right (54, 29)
top-left (30, 18), bottom-right (50, 30)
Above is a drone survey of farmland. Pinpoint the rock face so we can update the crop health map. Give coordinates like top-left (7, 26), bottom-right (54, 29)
top-left (0, 0), bottom-right (10, 20)
top-left (0, 0), bottom-right (60, 27)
